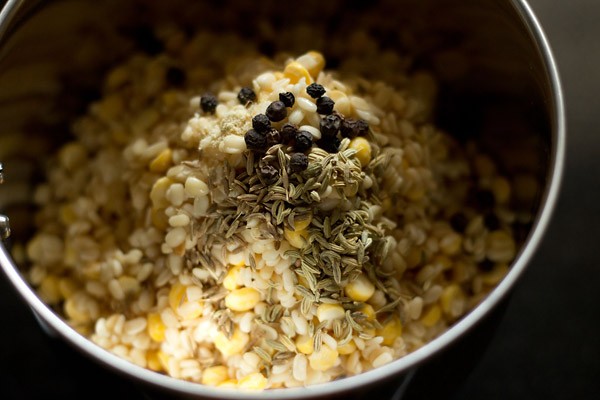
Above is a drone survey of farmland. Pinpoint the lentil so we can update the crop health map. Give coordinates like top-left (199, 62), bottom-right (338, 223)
top-left (279, 92), bottom-right (295, 108)
top-left (306, 83), bottom-right (326, 98)
top-left (316, 96), bottom-right (335, 115)
top-left (237, 87), bottom-right (257, 105)
top-left (266, 101), bottom-right (287, 122)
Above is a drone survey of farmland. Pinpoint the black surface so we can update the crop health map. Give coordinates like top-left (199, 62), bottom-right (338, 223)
top-left (1, 1), bottom-right (600, 399)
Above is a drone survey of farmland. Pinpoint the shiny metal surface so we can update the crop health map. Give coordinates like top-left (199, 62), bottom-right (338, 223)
top-left (0, 0), bottom-right (565, 398)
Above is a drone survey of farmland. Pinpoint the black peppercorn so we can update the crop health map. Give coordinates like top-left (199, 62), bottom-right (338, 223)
top-left (165, 67), bottom-right (186, 87)
top-left (259, 164), bottom-right (279, 185)
top-left (319, 136), bottom-right (341, 153)
top-left (483, 213), bottom-right (501, 231)
top-left (341, 118), bottom-right (369, 138)
top-left (289, 153), bottom-right (309, 173)
top-left (237, 87), bottom-right (257, 105)
top-left (279, 92), bottom-right (295, 108)
top-left (132, 25), bottom-right (164, 56)
top-left (320, 114), bottom-right (342, 138)
top-left (294, 130), bottom-right (313, 152)
top-left (266, 101), bottom-right (287, 122)
top-left (252, 114), bottom-right (271, 133)
top-left (306, 83), bottom-right (326, 99)
top-left (280, 123), bottom-right (298, 144)
top-left (266, 128), bottom-right (281, 147)
top-left (478, 259), bottom-right (495, 272)
top-left (244, 129), bottom-right (267, 152)
top-left (200, 94), bottom-right (218, 114)
top-left (449, 212), bottom-right (468, 233)
top-left (475, 189), bottom-right (496, 210)
top-left (316, 96), bottom-right (335, 114)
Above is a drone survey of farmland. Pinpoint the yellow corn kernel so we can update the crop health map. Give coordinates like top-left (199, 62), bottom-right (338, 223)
top-left (406, 186), bottom-right (425, 202)
top-left (420, 304), bottom-right (441, 328)
top-left (328, 90), bottom-right (352, 116)
top-left (59, 204), bottom-right (77, 225)
top-left (513, 173), bottom-right (539, 204)
top-left (317, 303), bottom-right (346, 322)
top-left (345, 274), bottom-right (375, 302)
top-left (147, 313), bottom-right (166, 342)
top-left (377, 316), bottom-right (403, 346)
top-left (348, 137), bottom-right (372, 167)
top-left (361, 327), bottom-right (377, 339)
top-left (201, 365), bottom-right (229, 386)
top-left (238, 372), bottom-right (268, 390)
top-left (440, 284), bottom-right (465, 317)
top-left (432, 254), bottom-right (453, 270)
top-left (169, 283), bottom-right (187, 311)
top-left (295, 334), bottom-right (314, 355)
top-left (309, 344), bottom-right (339, 371)
top-left (439, 232), bottom-right (463, 256)
top-left (151, 208), bottom-right (168, 230)
top-left (380, 197), bottom-right (392, 213)
top-left (161, 90), bottom-right (180, 108)
top-left (473, 154), bottom-right (496, 178)
top-left (39, 275), bottom-right (61, 304)
top-left (149, 148), bottom-right (173, 173)
top-left (223, 265), bottom-right (243, 291)
top-left (283, 61), bottom-right (313, 84)
top-left (146, 350), bottom-right (163, 371)
top-left (118, 275), bottom-right (141, 295)
top-left (296, 51), bottom-right (325, 78)
top-left (218, 379), bottom-right (238, 388)
top-left (177, 301), bottom-right (204, 320)
top-left (157, 351), bottom-right (170, 371)
top-left (64, 297), bottom-right (90, 323)
top-left (481, 263), bottom-right (509, 286)
top-left (58, 277), bottom-right (78, 299)
top-left (337, 340), bottom-right (357, 355)
top-left (492, 176), bottom-right (511, 205)
top-left (214, 329), bottom-right (249, 357)
top-left (150, 177), bottom-right (174, 209)
top-left (225, 287), bottom-right (261, 312)
top-left (291, 212), bottom-right (313, 231)
top-left (359, 304), bottom-right (376, 320)
top-left (283, 227), bottom-right (309, 249)
top-left (406, 246), bottom-right (423, 269)
top-left (486, 231), bottom-right (516, 263)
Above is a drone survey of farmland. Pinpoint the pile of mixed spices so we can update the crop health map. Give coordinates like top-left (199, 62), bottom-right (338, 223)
top-left (25, 31), bottom-right (520, 389)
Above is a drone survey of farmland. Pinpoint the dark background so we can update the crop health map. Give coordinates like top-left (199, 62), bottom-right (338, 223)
top-left (1, 0), bottom-right (599, 399)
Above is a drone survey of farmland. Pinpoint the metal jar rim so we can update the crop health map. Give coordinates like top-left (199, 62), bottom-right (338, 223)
top-left (0, 0), bottom-right (565, 398)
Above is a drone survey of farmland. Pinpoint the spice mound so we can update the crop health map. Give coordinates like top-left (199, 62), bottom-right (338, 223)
top-left (26, 48), bottom-right (519, 389)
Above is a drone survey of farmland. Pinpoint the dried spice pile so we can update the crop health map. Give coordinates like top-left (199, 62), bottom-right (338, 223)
top-left (25, 33), bottom-right (521, 390)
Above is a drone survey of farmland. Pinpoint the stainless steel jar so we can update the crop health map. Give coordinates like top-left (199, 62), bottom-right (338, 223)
top-left (0, 1), bottom-right (564, 399)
